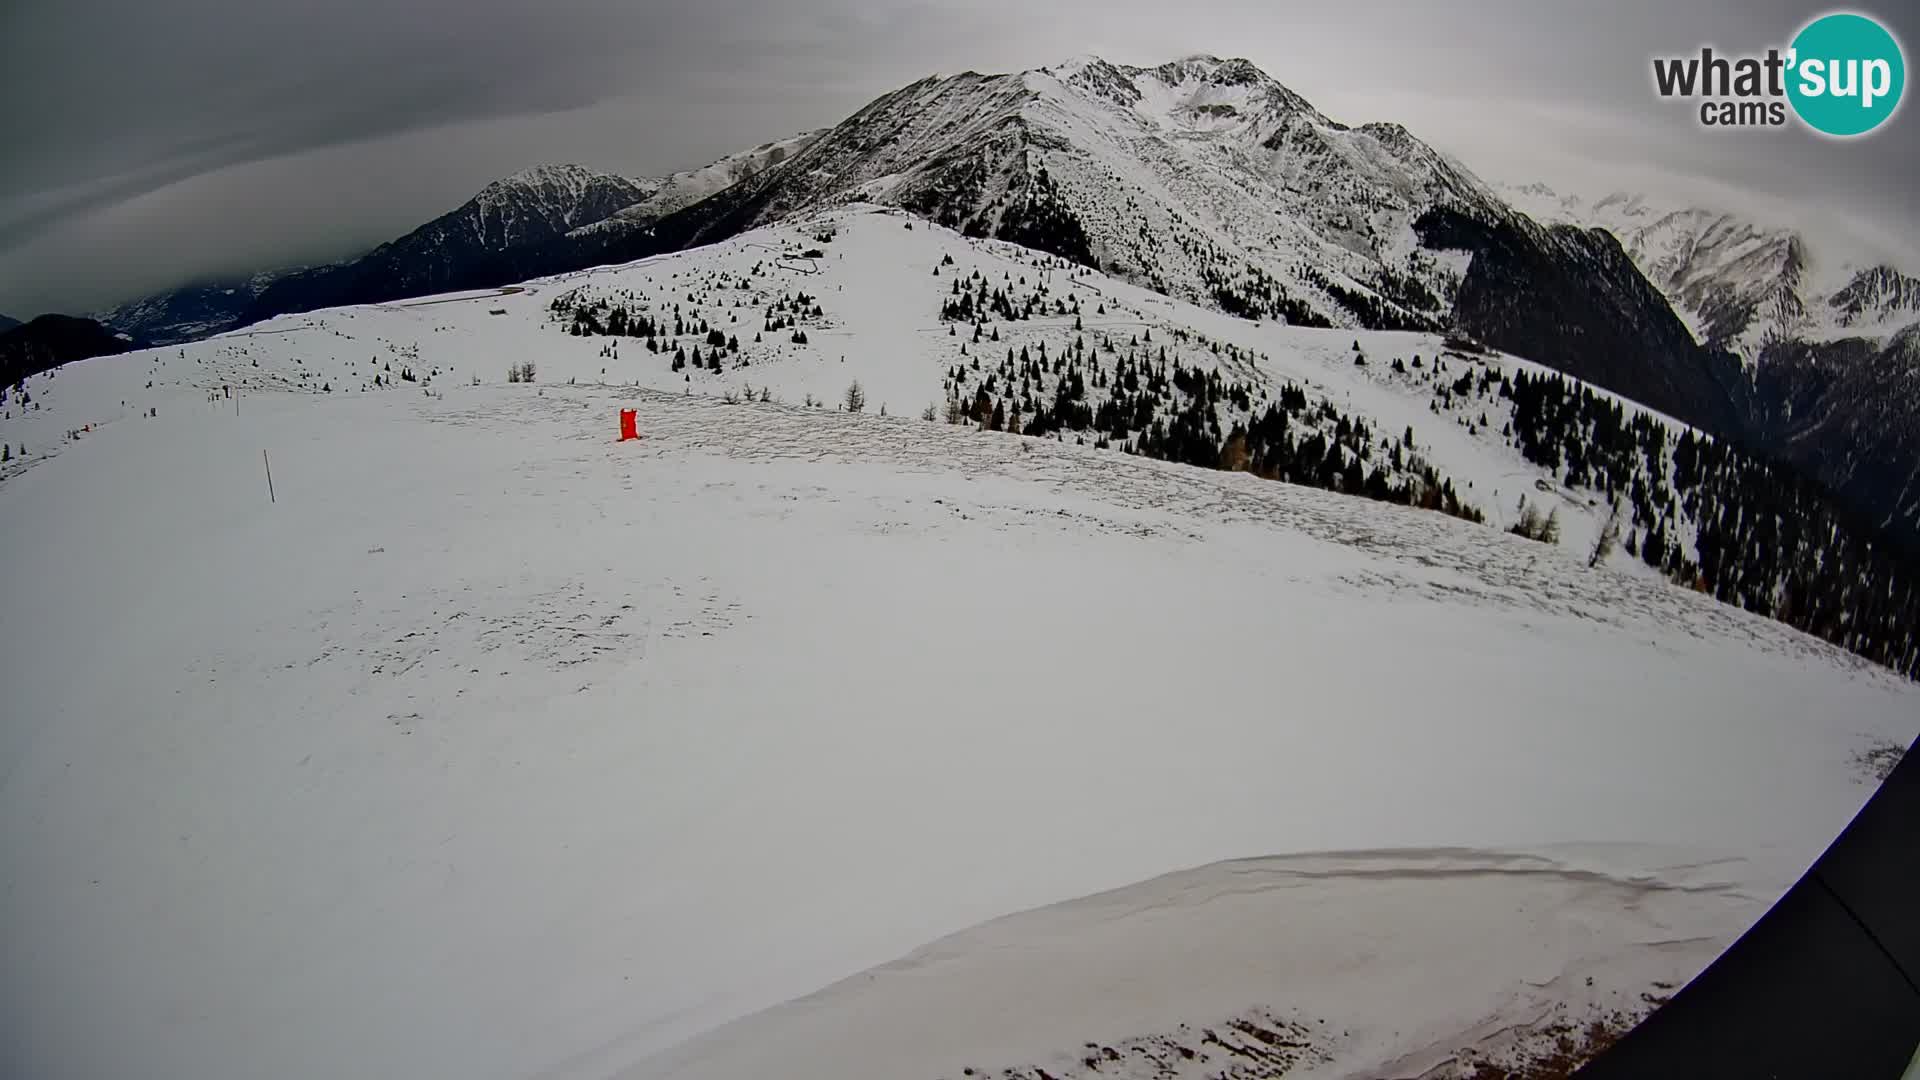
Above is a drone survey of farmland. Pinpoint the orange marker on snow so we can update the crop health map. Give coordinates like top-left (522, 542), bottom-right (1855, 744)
top-left (618, 409), bottom-right (640, 442)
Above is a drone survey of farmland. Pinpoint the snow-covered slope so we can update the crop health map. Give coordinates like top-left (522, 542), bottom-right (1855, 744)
top-left (11, 207), bottom-right (1912, 642)
top-left (589, 56), bottom-right (1747, 446)
top-left (466, 163), bottom-right (664, 240)
top-left (109, 142), bottom-right (818, 346)
top-left (6, 207), bottom-right (1646, 558)
top-left (0, 313), bottom-right (139, 386)
top-left (4, 206), bottom-right (1916, 1080)
top-left (1501, 183), bottom-right (1920, 546)
top-left (623, 56), bottom-right (1496, 333)
top-left (572, 130), bottom-right (825, 237)
top-left (639, 846), bottom-right (1781, 1080)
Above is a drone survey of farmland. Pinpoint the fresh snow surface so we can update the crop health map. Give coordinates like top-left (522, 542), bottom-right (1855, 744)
top-left (638, 846), bottom-right (1780, 1080)
top-left (3, 206), bottom-right (1916, 1080)
top-left (13, 204), bottom-right (1699, 562)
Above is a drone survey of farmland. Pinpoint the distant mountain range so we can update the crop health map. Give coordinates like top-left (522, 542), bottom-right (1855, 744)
top-left (576, 56), bottom-right (1750, 437)
top-left (175, 54), bottom-right (1733, 448)
top-left (67, 54), bottom-right (1918, 547)
top-left (240, 132), bottom-right (822, 331)
top-left (1504, 184), bottom-right (1920, 544)
top-left (1, 314), bottom-right (140, 387)
top-left (0, 314), bottom-right (20, 333)
top-left (566, 131), bottom-right (823, 238)
top-left (88, 132), bottom-right (823, 347)
top-left (1500, 185), bottom-right (1920, 363)
top-left (93, 269), bottom-right (297, 348)
top-left (569, 56), bottom-right (1749, 445)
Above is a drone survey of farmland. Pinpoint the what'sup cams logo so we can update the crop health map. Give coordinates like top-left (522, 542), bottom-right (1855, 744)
top-left (1653, 11), bottom-right (1905, 136)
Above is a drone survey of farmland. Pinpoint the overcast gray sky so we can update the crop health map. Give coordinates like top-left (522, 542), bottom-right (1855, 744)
top-left (2, 0), bottom-right (1915, 317)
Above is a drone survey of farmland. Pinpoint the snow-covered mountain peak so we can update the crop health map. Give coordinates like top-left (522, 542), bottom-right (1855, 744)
top-left (1829, 264), bottom-right (1920, 328)
top-left (471, 163), bottom-right (658, 225)
top-left (482, 162), bottom-right (625, 192)
top-left (1502, 183), bottom-right (1920, 358)
top-left (645, 51), bottom-right (1521, 341)
top-left (567, 130), bottom-right (826, 239)
top-left (1145, 53), bottom-right (1270, 87)
top-left (409, 164), bottom-right (661, 256)
top-left (1036, 52), bottom-right (1115, 76)
top-left (1034, 54), bottom-right (1328, 134)
top-left (1590, 190), bottom-right (1658, 219)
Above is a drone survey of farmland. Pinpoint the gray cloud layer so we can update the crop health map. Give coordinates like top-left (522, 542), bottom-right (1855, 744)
top-left (2, 0), bottom-right (1915, 316)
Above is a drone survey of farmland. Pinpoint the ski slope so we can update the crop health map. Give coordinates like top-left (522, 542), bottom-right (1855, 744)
top-left (640, 845), bottom-right (1785, 1080)
top-left (6, 205), bottom-right (1710, 562)
top-left (3, 207), bottom-right (1917, 1080)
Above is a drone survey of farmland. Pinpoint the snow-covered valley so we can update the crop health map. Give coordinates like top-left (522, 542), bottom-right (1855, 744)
top-left (3, 207), bottom-right (1916, 1080)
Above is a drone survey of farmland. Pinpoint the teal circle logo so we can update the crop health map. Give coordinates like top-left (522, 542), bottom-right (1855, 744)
top-left (1787, 12), bottom-right (1905, 136)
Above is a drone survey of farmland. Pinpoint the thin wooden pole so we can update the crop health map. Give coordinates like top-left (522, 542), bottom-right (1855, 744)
top-left (263, 449), bottom-right (276, 504)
